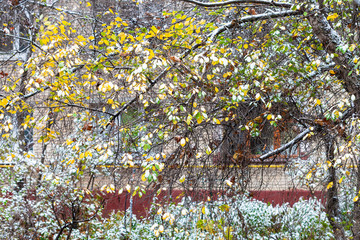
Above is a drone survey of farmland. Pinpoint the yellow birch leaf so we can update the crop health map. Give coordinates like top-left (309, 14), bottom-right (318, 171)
top-left (327, 13), bottom-right (339, 21)
top-left (225, 180), bottom-right (233, 187)
top-left (180, 138), bottom-right (186, 147)
top-left (327, 181), bottom-right (333, 189)
top-left (255, 93), bottom-right (261, 101)
top-left (148, 49), bottom-right (155, 60)
top-left (339, 177), bottom-right (343, 184)
top-left (354, 196), bottom-right (359, 202)
top-left (202, 206), bottom-right (205, 214)
top-left (179, 175), bottom-right (185, 183)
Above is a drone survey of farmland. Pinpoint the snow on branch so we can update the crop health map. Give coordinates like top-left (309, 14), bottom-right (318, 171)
top-left (180, 0), bottom-right (293, 8)
top-left (208, 10), bottom-right (301, 41)
top-left (259, 128), bottom-right (311, 160)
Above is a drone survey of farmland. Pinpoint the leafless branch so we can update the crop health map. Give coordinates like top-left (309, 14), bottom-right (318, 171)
top-left (208, 10), bottom-right (301, 41)
top-left (180, 0), bottom-right (293, 8)
top-left (259, 128), bottom-right (311, 160)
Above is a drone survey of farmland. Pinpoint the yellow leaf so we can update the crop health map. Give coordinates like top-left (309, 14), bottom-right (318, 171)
top-left (244, 44), bottom-right (249, 49)
top-left (193, 102), bottom-right (197, 108)
top-left (339, 177), bottom-right (343, 184)
top-left (213, 118), bottom-right (221, 124)
top-left (354, 196), bottom-right (359, 202)
top-left (327, 181), bottom-right (333, 189)
top-left (315, 99), bottom-right (321, 106)
top-left (109, 8), bottom-right (114, 14)
top-left (66, 139), bottom-right (73, 145)
top-left (151, 25), bottom-right (159, 35)
top-left (86, 1), bottom-right (91, 7)
top-left (215, 87), bottom-right (219, 93)
top-left (306, 172), bottom-right (312, 180)
top-left (267, 114), bottom-right (272, 120)
top-left (157, 208), bottom-right (163, 215)
top-left (67, 159), bottom-right (75, 165)
top-left (255, 93), bottom-right (261, 101)
top-left (125, 184), bottom-right (131, 193)
top-left (141, 174), bottom-right (146, 182)
top-left (202, 206), bottom-right (208, 215)
top-left (179, 175), bottom-right (185, 183)
top-left (329, 70), bottom-right (336, 75)
top-left (186, 115), bottom-right (192, 125)
top-left (148, 49), bottom-right (155, 60)
top-left (0, 98), bottom-right (8, 107)
top-left (327, 13), bottom-right (339, 21)
top-left (180, 138), bottom-right (186, 147)
top-left (225, 180), bottom-right (233, 187)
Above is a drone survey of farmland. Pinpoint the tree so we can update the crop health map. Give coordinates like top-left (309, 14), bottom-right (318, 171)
top-left (1, 0), bottom-right (360, 238)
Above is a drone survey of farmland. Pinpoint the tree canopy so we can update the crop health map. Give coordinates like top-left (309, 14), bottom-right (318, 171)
top-left (1, 0), bottom-right (360, 238)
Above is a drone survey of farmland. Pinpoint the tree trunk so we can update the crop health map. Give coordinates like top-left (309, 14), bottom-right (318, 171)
top-left (307, 5), bottom-right (360, 238)
top-left (325, 138), bottom-right (346, 239)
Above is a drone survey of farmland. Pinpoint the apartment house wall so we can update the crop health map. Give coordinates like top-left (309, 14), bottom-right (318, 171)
top-left (0, 0), bottom-right (318, 206)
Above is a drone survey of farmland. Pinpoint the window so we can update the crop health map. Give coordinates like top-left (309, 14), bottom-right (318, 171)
top-left (247, 120), bottom-right (301, 163)
top-left (249, 121), bottom-right (274, 155)
top-left (215, 103), bottom-right (301, 165)
top-left (0, 3), bottom-right (29, 61)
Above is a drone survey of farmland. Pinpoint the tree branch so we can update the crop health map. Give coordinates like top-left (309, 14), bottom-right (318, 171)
top-left (180, 0), bottom-right (292, 8)
top-left (208, 10), bottom-right (301, 41)
top-left (259, 128), bottom-right (311, 160)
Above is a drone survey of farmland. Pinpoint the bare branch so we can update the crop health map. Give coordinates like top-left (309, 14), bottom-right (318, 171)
top-left (180, 0), bottom-right (293, 8)
top-left (208, 10), bottom-right (301, 41)
top-left (259, 128), bottom-right (311, 160)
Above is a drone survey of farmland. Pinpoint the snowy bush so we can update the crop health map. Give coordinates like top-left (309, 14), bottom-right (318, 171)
top-left (90, 194), bottom-right (333, 240)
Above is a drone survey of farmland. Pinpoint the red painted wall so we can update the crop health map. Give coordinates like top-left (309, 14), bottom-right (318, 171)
top-left (101, 189), bottom-right (326, 217)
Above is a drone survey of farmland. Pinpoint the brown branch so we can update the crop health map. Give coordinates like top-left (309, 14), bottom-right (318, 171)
top-left (180, 0), bottom-right (293, 8)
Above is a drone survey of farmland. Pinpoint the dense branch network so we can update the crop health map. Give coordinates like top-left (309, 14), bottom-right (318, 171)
top-left (180, 0), bottom-right (293, 8)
